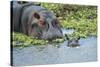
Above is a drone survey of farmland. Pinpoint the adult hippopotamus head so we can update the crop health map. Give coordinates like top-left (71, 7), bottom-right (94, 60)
top-left (28, 11), bottom-right (63, 40)
top-left (12, 2), bottom-right (63, 40)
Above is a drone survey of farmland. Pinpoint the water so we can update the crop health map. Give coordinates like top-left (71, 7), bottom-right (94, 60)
top-left (61, 28), bottom-right (74, 35)
top-left (12, 29), bottom-right (97, 66)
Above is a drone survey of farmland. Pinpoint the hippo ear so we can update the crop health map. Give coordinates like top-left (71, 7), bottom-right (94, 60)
top-left (65, 34), bottom-right (69, 40)
top-left (33, 12), bottom-right (40, 19)
top-left (77, 36), bottom-right (80, 40)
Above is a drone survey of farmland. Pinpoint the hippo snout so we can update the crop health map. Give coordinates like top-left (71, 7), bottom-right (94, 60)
top-left (41, 28), bottom-right (63, 40)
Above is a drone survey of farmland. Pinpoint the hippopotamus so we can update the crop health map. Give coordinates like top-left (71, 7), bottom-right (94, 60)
top-left (11, 1), bottom-right (63, 40)
top-left (65, 34), bottom-right (80, 47)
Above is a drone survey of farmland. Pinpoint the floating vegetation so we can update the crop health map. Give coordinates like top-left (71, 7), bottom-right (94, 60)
top-left (41, 3), bottom-right (97, 38)
top-left (12, 32), bottom-right (64, 47)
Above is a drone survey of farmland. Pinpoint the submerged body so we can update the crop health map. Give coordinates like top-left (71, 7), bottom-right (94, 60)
top-left (11, 1), bottom-right (63, 40)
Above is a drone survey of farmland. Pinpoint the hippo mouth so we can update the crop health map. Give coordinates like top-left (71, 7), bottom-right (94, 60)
top-left (41, 31), bottom-right (63, 40)
top-left (30, 22), bottom-right (63, 40)
top-left (41, 28), bottom-right (63, 40)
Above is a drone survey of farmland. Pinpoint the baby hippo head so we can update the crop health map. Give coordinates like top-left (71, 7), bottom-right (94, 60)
top-left (65, 34), bottom-right (80, 47)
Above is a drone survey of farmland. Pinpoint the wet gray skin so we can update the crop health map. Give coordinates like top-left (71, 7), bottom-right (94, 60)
top-left (65, 34), bottom-right (80, 47)
top-left (40, 16), bottom-right (63, 40)
top-left (28, 6), bottom-right (63, 40)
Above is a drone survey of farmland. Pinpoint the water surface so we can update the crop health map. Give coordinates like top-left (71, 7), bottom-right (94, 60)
top-left (12, 29), bottom-right (97, 66)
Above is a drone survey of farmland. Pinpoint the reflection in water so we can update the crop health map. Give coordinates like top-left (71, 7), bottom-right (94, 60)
top-left (12, 29), bottom-right (97, 66)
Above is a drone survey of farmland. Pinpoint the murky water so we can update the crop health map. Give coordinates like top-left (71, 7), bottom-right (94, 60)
top-left (12, 29), bottom-right (97, 66)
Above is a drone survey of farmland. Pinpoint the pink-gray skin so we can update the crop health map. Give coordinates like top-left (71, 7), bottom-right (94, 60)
top-left (12, 1), bottom-right (63, 40)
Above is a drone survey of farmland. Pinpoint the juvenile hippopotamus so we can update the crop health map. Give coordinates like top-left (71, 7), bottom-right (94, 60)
top-left (65, 34), bottom-right (80, 47)
top-left (11, 1), bottom-right (63, 40)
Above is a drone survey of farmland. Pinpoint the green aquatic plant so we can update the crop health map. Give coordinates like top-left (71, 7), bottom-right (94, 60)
top-left (40, 3), bottom-right (97, 38)
top-left (60, 19), bottom-right (97, 38)
top-left (12, 32), bottom-right (65, 47)
top-left (12, 32), bottom-right (47, 47)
